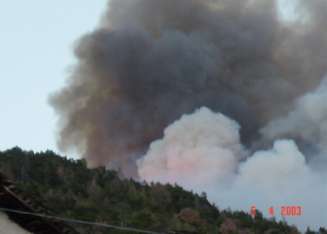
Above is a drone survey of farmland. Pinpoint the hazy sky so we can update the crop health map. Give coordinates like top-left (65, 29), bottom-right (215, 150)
top-left (0, 0), bottom-right (107, 154)
top-left (0, 0), bottom-right (293, 155)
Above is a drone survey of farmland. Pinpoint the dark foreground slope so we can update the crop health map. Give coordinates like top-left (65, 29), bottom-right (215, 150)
top-left (0, 147), bottom-right (323, 234)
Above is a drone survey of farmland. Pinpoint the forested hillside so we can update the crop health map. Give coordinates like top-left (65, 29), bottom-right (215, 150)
top-left (0, 147), bottom-right (324, 234)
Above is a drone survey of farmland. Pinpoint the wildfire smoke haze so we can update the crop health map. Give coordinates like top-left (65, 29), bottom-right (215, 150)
top-left (50, 0), bottom-right (327, 229)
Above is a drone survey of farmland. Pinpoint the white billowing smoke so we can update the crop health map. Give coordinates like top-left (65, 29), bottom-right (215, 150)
top-left (138, 107), bottom-right (246, 193)
top-left (223, 140), bottom-right (327, 230)
top-left (0, 213), bottom-right (31, 234)
top-left (262, 78), bottom-right (327, 169)
top-left (138, 80), bottom-right (327, 230)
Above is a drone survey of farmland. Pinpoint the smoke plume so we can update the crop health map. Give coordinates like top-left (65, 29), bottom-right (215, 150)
top-left (51, 0), bottom-right (327, 177)
top-left (138, 107), bottom-right (245, 189)
top-left (262, 77), bottom-right (327, 170)
top-left (138, 106), bottom-right (327, 230)
top-left (50, 0), bottom-right (327, 229)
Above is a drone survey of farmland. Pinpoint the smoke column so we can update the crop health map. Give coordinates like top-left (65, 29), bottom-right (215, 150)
top-left (50, 0), bottom-right (327, 229)
top-left (138, 105), bottom-right (327, 229)
top-left (51, 0), bottom-right (327, 177)
top-left (262, 77), bottom-right (327, 170)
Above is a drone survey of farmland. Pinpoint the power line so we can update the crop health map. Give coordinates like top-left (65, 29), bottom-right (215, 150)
top-left (0, 207), bottom-right (165, 234)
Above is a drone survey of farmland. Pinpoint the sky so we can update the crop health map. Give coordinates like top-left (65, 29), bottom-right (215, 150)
top-left (0, 0), bottom-right (107, 154)
top-left (0, 0), bottom-right (294, 156)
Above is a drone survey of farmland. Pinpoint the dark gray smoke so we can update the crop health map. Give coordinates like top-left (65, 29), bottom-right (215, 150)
top-left (50, 0), bottom-right (327, 177)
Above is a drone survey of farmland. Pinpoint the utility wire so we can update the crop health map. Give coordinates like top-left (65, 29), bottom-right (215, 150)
top-left (0, 207), bottom-right (166, 234)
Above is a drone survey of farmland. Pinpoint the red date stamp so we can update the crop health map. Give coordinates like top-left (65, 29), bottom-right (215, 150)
top-left (250, 205), bottom-right (302, 218)
top-left (280, 206), bottom-right (302, 216)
